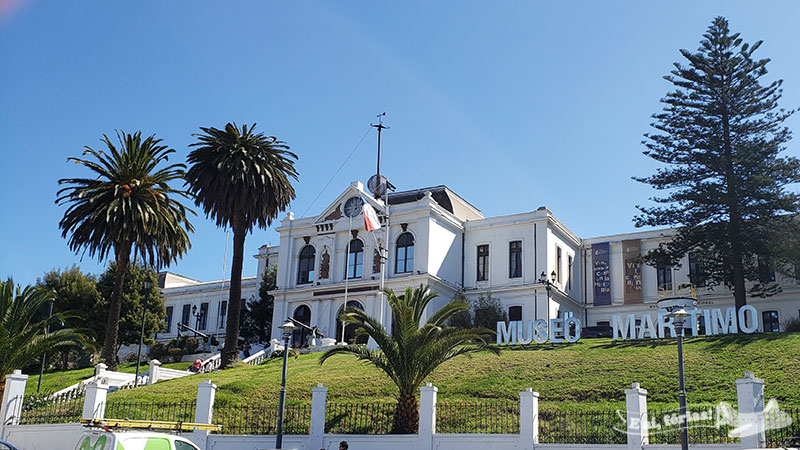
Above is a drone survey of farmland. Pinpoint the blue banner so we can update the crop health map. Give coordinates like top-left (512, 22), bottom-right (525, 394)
top-left (592, 242), bottom-right (611, 306)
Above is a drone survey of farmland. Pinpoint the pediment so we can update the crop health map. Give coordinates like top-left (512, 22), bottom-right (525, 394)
top-left (313, 182), bottom-right (385, 224)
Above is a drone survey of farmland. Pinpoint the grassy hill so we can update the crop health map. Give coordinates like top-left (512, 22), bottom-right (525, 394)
top-left (82, 332), bottom-right (800, 410)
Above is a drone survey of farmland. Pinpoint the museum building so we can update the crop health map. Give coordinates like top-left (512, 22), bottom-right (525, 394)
top-left (156, 181), bottom-right (800, 346)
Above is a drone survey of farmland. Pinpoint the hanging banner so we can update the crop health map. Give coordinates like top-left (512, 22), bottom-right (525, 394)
top-left (592, 242), bottom-right (611, 305)
top-left (623, 239), bottom-right (643, 304)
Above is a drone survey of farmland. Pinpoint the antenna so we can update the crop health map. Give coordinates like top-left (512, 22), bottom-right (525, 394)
top-left (371, 112), bottom-right (388, 179)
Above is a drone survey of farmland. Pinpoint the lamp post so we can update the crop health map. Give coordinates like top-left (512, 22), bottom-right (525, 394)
top-left (276, 320), bottom-right (296, 449)
top-left (539, 270), bottom-right (557, 321)
top-left (134, 278), bottom-right (153, 387)
top-left (191, 304), bottom-right (205, 330)
top-left (658, 297), bottom-right (697, 450)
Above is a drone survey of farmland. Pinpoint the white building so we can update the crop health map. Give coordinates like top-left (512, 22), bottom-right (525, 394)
top-left (158, 181), bottom-right (800, 346)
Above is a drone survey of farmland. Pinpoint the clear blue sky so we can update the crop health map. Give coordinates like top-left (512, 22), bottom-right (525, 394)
top-left (1, 1), bottom-right (799, 287)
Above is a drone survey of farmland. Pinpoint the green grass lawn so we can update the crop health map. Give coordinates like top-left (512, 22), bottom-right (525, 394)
top-left (93, 332), bottom-right (800, 411)
top-left (23, 333), bottom-right (800, 410)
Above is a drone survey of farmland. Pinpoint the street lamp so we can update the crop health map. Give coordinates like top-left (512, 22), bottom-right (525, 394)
top-left (276, 319), bottom-right (296, 449)
top-left (539, 271), bottom-right (557, 321)
top-left (134, 278), bottom-right (153, 387)
top-left (191, 304), bottom-right (205, 329)
top-left (658, 297), bottom-right (697, 450)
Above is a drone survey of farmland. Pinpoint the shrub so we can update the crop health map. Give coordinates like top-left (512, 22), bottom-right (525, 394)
top-left (784, 317), bottom-right (800, 332)
top-left (167, 348), bottom-right (184, 363)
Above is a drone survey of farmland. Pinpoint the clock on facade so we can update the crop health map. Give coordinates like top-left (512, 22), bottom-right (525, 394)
top-left (343, 196), bottom-right (363, 218)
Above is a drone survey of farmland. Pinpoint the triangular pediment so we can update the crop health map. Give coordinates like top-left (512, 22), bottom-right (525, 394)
top-left (314, 181), bottom-right (385, 224)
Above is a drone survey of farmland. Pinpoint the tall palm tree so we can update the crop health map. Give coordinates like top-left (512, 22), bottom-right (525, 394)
top-left (185, 123), bottom-right (298, 368)
top-left (320, 284), bottom-right (500, 434)
top-left (57, 131), bottom-right (194, 369)
top-left (0, 279), bottom-right (91, 398)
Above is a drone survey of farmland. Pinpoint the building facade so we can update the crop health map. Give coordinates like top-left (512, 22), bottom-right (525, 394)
top-left (159, 181), bottom-right (800, 345)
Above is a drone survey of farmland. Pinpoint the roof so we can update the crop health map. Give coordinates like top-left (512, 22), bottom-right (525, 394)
top-left (388, 185), bottom-right (484, 221)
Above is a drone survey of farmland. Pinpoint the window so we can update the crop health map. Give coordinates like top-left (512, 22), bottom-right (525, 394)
top-left (165, 306), bottom-right (173, 333)
top-left (297, 245), bottom-right (316, 285)
top-left (509, 241), bottom-right (522, 278)
top-left (197, 302), bottom-right (208, 330)
top-left (758, 258), bottom-right (776, 283)
top-left (477, 245), bottom-right (489, 281)
top-left (337, 301), bottom-right (366, 344)
top-left (181, 304), bottom-right (191, 326)
top-left (395, 233), bottom-right (414, 274)
top-left (688, 253), bottom-right (707, 287)
top-left (292, 305), bottom-right (312, 347)
top-left (217, 300), bottom-right (227, 329)
top-left (762, 310), bottom-right (780, 332)
top-left (509, 306), bottom-right (522, 322)
top-left (556, 246), bottom-right (562, 284)
top-left (657, 265), bottom-right (673, 291)
top-left (597, 321), bottom-right (610, 327)
top-left (346, 239), bottom-right (364, 279)
top-left (175, 441), bottom-right (200, 450)
top-left (567, 255), bottom-right (573, 290)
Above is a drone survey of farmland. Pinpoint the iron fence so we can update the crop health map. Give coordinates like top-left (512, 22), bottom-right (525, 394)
top-left (766, 406), bottom-right (800, 448)
top-left (647, 405), bottom-right (739, 444)
top-left (104, 399), bottom-right (196, 423)
top-left (213, 402), bottom-right (310, 435)
top-left (539, 408), bottom-right (626, 444)
top-left (19, 394), bottom-right (83, 424)
top-left (325, 402), bottom-right (396, 434)
top-left (437, 400), bottom-right (520, 434)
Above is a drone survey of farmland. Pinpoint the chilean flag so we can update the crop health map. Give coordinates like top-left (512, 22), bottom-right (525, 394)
top-left (362, 199), bottom-right (382, 232)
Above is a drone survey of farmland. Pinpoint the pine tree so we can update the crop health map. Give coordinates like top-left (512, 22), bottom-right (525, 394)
top-left (634, 17), bottom-right (800, 313)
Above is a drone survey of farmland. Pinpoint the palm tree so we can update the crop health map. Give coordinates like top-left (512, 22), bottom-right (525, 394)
top-left (185, 123), bottom-right (298, 368)
top-left (0, 279), bottom-right (90, 398)
top-left (320, 284), bottom-right (499, 434)
top-left (57, 131), bottom-right (194, 369)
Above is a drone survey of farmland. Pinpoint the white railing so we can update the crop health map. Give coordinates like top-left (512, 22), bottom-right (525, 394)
top-left (242, 350), bottom-right (268, 366)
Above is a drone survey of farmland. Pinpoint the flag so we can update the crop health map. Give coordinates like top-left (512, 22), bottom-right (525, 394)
top-left (362, 199), bottom-right (381, 232)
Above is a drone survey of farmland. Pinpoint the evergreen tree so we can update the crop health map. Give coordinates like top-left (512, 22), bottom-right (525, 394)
top-left (96, 263), bottom-right (166, 362)
top-left (634, 17), bottom-right (800, 313)
top-left (240, 264), bottom-right (276, 344)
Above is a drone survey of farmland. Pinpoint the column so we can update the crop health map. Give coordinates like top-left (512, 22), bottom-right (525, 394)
top-left (82, 380), bottom-right (109, 421)
top-left (625, 382), bottom-right (649, 450)
top-left (1, 370), bottom-right (29, 438)
top-left (147, 359), bottom-right (161, 385)
top-left (418, 383), bottom-right (438, 450)
top-left (309, 383), bottom-right (328, 450)
top-left (519, 387), bottom-right (540, 450)
top-left (192, 379), bottom-right (217, 450)
top-left (736, 371), bottom-right (765, 449)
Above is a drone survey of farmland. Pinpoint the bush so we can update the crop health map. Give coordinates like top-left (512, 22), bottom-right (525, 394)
top-left (784, 317), bottom-right (800, 332)
top-left (124, 352), bottom-right (139, 363)
top-left (148, 343), bottom-right (168, 361)
top-left (167, 348), bottom-right (184, 363)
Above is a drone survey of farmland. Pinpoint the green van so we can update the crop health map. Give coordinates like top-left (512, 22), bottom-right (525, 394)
top-left (73, 430), bottom-right (200, 450)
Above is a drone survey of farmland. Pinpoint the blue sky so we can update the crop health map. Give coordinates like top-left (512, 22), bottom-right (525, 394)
top-left (1, 1), bottom-right (799, 286)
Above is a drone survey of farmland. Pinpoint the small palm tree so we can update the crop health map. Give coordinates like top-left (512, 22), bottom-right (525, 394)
top-left (320, 284), bottom-right (499, 434)
top-left (57, 131), bottom-right (194, 369)
top-left (186, 123), bottom-right (298, 368)
top-left (0, 279), bottom-right (91, 398)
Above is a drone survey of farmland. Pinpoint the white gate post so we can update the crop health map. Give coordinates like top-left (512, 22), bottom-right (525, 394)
top-left (519, 387), bottom-right (540, 450)
top-left (418, 383), bottom-right (438, 450)
top-left (625, 382), bottom-right (649, 450)
top-left (82, 380), bottom-right (109, 421)
top-left (94, 363), bottom-right (107, 380)
top-left (1, 370), bottom-right (28, 439)
top-left (310, 383), bottom-right (328, 450)
top-left (192, 379), bottom-right (217, 450)
top-left (147, 360), bottom-right (161, 385)
top-left (736, 371), bottom-right (765, 449)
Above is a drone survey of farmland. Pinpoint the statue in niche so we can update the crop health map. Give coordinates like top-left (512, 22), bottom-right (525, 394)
top-left (373, 247), bottom-right (382, 274)
top-left (319, 248), bottom-right (330, 279)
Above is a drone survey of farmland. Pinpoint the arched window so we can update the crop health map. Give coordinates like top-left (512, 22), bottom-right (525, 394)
top-left (395, 233), bottom-right (414, 274)
top-left (297, 245), bottom-right (315, 285)
top-left (346, 239), bottom-right (364, 279)
top-left (336, 300), bottom-right (365, 344)
top-left (292, 305), bottom-right (311, 347)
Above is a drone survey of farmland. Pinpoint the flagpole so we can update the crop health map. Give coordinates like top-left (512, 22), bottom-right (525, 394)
top-left (342, 214), bottom-right (352, 344)
top-left (379, 189), bottom-right (390, 329)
